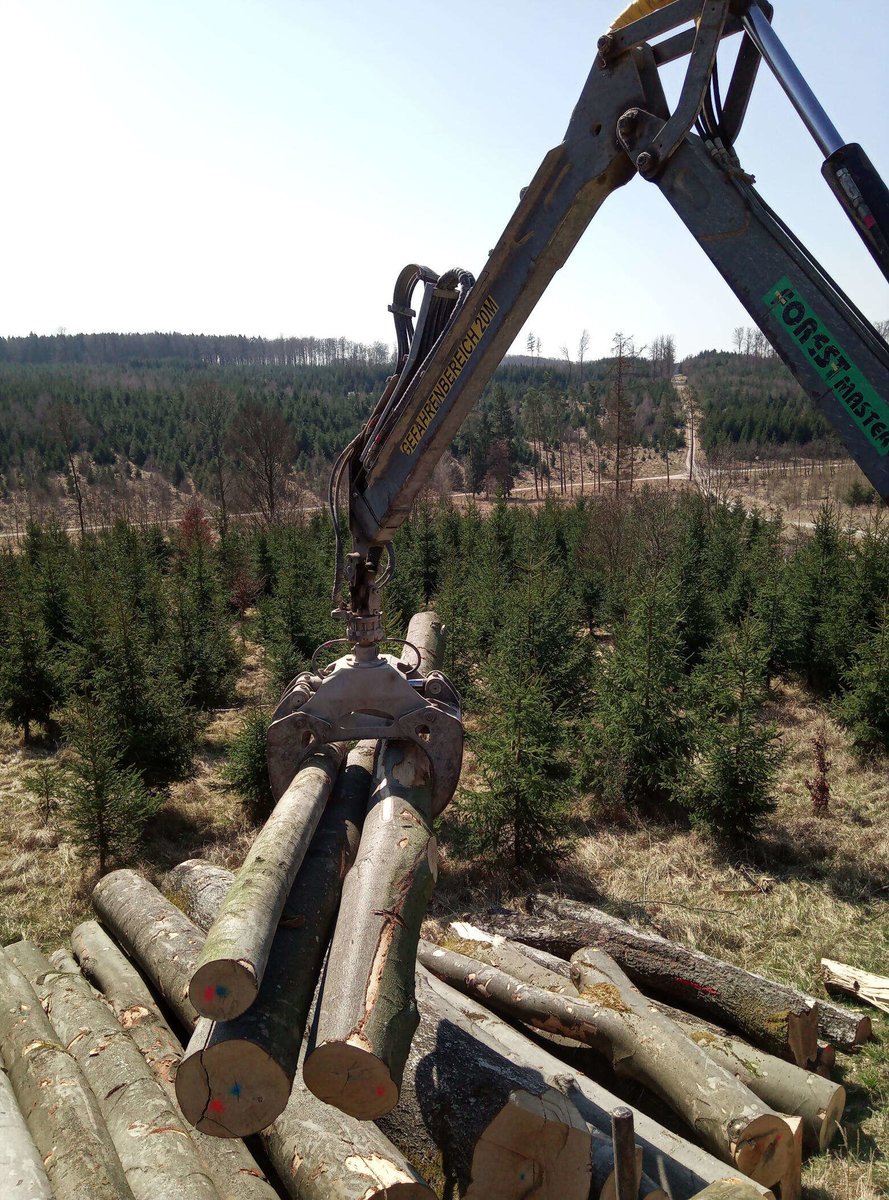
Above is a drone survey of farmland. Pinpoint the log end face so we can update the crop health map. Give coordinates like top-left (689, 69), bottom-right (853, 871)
top-left (176, 1041), bottom-right (290, 1138)
top-left (303, 1041), bottom-right (399, 1119)
top-left (818, 1084), bottom-right (846, 1151)
top-left (189, 960), bottom-right (258, 1021)
top-left (731, 1114), bottom-right (793, 1188)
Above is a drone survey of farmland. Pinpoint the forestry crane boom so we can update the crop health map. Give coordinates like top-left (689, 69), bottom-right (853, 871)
top-left (267, 0), bottom-right (889, 805)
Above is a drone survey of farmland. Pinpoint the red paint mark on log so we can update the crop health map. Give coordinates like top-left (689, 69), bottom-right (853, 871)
top-left (674, 977), bottom-right (719, 995)
top-left (209, 1099), bottom-right (225, 1113)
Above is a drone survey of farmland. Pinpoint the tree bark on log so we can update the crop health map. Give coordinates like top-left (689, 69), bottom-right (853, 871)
top-left (447, 921), bottom-right (843, 1156)
top-left (190, 743), bottom-right (344, 1021)
top-left (3, 940), bottom-right (54, 983)
top-left (48, 947), bottom-right (83, 974)
top-left (407, 965), bottom-right (776, 1200)
top-left (176, 743), bottom-right (372, 1137)
top-left (635, 995), bottom-right (844, 1154)
top-left (418, 940), bottom-right (792, 1187)
top-left (303, 613), bottom-right (450, 1121)
top-left (71, 919), bottom-right (280, 1200)
top-left (376, 964), bottom-right (593, 1197)
top-left (93, 869), bottom-right (205, 1026)
top-left (478, 898), bottom-right (823, 1066)
top-left (0, 1066), bottom-right (54, 1200)
top-left (15, 946), bottom-right (221, 1200)
top-left (399, 610), bottom-right (445, 676)
top-left (0, 947), bottom-right (134, 1200)
top-left (821, 958), bottom-right (889, 1015)
top-left (165, 860), bottom-right (238, 934)
top-left (91, 871), bottom-right (436, 1200)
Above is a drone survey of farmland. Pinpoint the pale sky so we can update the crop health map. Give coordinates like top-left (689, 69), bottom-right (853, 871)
top-left (2, 0), bottom-right (888, 361)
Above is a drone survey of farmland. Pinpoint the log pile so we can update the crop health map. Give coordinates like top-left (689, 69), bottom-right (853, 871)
top-left (0, 608), bottom-right (877, 1199)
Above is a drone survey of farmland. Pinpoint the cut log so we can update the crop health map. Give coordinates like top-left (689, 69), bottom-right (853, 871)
top-left (165, 860), bottom-right (237, 933)
top-left (3, 940), bottom-right (53, 982)
top-left (403, 965), bottom-right (776, 1200)
top-left (303, 742), bottom-right (437, 1118)
top-left (466, 1087), bottom-right (593, 1200)
top-left (15, 945), bottom-right (220, 1200)
top-left (91, 871), bottom-right (436, 1199)
top-left (636, 996), bottom-right (845, 1154)
top-left (445, 922), bottom-right (580, 995)
top-left (376, 960), bottom-right (593, 1196)
top-left (303, 613), bottom-right (449, 1120)
top-left (537, 896), bottom-right (872, 1054)
top-left (776, 1115), bottom-right (802, 1200)
top-left (71, 919), bottom-right (280, 1200)
top-left (478, 897), bottom-right (822, 1066)
top-left (446, 921), bottom-right (844, 1155)
top-left (48, 947), bottom-right (82, 974)
top-left (399, 609), bottom-right (446, 676)
top-left (93, 869), bottom-right (205, 1027)
top-left (0, 947), bottom-right (134, 1200)
top-left (176, 743), bottom-right (372, 1136)
top-left (821, 958), bottom-right (889, 1015)
top-left (419, 940), bottom-right (792, 1187)
top-left (0, 1066), bottom-right (54, 1200)
top-left (687, 1183), bottom-right (778, 1200)
top-left (190, 742), bottom-right (344, 1021)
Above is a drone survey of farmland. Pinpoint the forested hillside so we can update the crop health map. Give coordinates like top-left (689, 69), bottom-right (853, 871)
top-left (684, 348), bottom-right (843, 458)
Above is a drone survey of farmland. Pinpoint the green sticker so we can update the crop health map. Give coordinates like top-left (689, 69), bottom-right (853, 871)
top-left (763, 276), bottom-right (889, 456)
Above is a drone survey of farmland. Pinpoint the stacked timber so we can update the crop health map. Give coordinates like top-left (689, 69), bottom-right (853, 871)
top-left (472, 894), bottom-right (872, 1059)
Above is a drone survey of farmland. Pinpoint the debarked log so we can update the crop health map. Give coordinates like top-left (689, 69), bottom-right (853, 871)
top-left (480, 896), bottom-right (823, 1066)
top-left (0, 1065), bottom-right (54, 1200)
top-left (0, 947), bottom-right (134, 1200)
top-left (821, 958), bottom-right (889, 1016)
top-left (16, 942), bottom-right (221, 1200)
top-left (413, 965), bottom-right (777, 1200)
top-left (190, 742), bottom-right (344, 1021)
top-left (71, 919), bottom-right (279, 1200)
top-left (303, 612), bottom-right (451, 1121)
top-left (377, 964), bottom-right (592, 1198)
top-left (176, 742), bottom-right (373, 1137)
top-left (91, 872), bottom-right (436, 1200)
top-left (418, 940), bottom-right (793, 1187)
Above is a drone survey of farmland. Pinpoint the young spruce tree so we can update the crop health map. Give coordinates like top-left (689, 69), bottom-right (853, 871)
top-left (681, 618), bottom-right (783, 838)
top-left (60, 699), bottom-right (159, 872)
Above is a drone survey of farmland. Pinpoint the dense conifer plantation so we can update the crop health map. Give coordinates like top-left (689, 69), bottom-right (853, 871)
top-left (3, 483), bottom-right (889, 869)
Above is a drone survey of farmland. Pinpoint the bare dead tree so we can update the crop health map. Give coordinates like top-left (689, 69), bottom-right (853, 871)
top-left (228, 402), bottom-right (297, 526)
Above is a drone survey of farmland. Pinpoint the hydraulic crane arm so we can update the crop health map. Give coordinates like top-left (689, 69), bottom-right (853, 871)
top-left (269, 0), bottom-right (889, 806)
top-left (346, 0), bottom-right (889, 565)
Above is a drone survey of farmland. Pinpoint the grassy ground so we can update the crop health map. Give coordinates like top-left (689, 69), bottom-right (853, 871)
top-left (0, 659), bottom-right (886, 1198)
